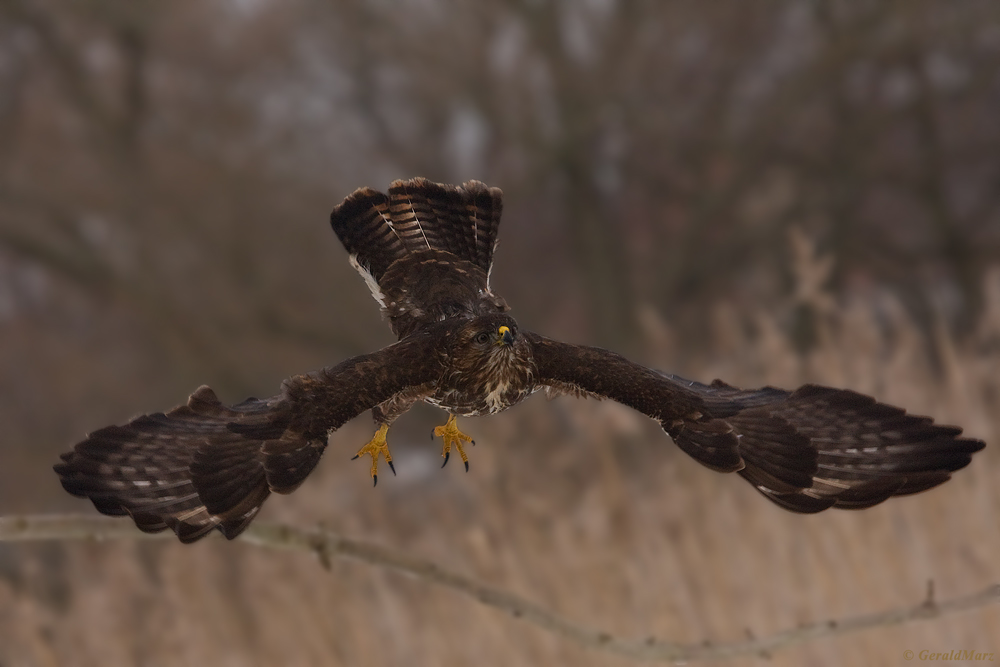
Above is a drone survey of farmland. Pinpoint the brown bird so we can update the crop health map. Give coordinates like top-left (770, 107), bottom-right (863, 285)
top-left (55, 178), bottom-right (985, 542)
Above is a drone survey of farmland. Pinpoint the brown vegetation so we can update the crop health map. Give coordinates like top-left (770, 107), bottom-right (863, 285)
top-left (0, 1), bottom-right (998, 665)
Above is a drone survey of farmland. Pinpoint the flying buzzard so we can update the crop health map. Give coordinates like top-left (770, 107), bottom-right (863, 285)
top-left (55, 178), bottom-right (985, 542)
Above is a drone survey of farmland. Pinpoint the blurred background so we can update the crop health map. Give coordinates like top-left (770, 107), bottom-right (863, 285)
top-left (1, 0), bottom-right (999, 665)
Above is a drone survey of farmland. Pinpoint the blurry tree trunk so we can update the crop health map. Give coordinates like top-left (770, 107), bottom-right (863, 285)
top-left (509, 0), bottom-right (638, 348)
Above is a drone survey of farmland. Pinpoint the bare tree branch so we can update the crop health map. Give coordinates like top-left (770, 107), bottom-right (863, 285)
top-left (2, 514), bottom-right (996, 663)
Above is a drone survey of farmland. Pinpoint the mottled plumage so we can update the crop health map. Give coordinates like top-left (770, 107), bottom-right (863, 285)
top-left (55, 178), bottom-right (985, 542)
top-left (330, 178), bottom-right (508, 338)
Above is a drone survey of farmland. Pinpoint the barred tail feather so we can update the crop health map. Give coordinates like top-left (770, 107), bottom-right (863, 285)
top-left (329, 186), bottom-right (402, 288)
top-left (330, 178), bottom-right (503, 289)
top-left (386, 178), bottom-right (502, 272)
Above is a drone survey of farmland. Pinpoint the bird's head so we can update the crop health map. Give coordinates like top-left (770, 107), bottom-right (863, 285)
top-left (449, 313), bottom-right (530, 373)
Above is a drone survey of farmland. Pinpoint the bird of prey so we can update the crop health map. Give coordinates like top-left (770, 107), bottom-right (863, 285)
top-left (55, 178), bottom-right (985, 543)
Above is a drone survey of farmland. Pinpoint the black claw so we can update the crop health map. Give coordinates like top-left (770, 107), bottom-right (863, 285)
top-left (471, 440), bottom-right (476, 446)
top-left (373, 474), bottom-right (378, 487)
top-left (388, 460), bottom-right (396, 476)
top-left (430, 432), bottom-right (434, 440)
top-left (351, 454), bottom-right (360, 460)
top-left (442, 452), bottom-right (450, 468)
top-left (464, 461), bottom-right (469, 472)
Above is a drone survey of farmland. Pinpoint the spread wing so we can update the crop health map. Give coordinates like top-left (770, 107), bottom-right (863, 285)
top-left (54, 331), bottom-right (443, 543)
top-left (526, 333), bottom-right (984, 512)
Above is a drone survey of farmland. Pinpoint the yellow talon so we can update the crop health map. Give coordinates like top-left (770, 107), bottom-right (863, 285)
top-left (433, 414), bottom-right (475, 471)
top-left (351, 423), bottom-right (395, 486)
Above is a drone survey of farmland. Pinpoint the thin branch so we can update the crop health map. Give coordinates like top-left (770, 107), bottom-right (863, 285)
top-left (2, 514), bottom-right (996, 663)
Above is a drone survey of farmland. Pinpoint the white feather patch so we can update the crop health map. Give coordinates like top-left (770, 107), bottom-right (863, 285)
top-left (484, 378), bottom-right (511, 413)
top-left (349, 253), bottom-right (386, 307)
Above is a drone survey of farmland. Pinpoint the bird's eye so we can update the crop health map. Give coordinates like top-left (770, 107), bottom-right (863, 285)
top-left (475, 332), bottom-right (491, 345)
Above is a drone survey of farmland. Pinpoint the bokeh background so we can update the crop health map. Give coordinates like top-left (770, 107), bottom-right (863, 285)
top-left (1, 1), bottom-right (999, 665)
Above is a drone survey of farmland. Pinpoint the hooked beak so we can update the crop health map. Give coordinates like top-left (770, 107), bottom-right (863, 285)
top-left (497, 325), bottom-right (514, 346)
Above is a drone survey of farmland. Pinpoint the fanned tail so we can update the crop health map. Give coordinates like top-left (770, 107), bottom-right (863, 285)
top-left (330, 178), bottom-right (503, 291)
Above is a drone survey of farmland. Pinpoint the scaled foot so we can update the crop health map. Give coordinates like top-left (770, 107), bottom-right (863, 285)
top-left (352, 423), bottom-right (395, 486)
top-left (432, 414), bottom-right (475, 471)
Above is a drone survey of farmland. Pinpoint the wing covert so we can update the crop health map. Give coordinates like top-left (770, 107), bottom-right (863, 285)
top-left (526, 332), bottom-right (744, 472)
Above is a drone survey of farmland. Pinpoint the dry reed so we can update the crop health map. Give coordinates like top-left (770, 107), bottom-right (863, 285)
top-left (1, 237), bottom-right (997, 667)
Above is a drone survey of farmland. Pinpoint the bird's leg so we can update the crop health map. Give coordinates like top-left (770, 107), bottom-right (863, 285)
top-left (351, 423), bottom-right (395, 487)
top-left (432, 414), bottom-right (475, 471)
